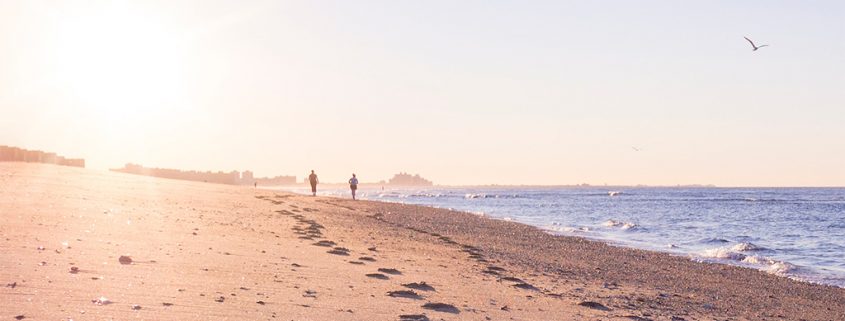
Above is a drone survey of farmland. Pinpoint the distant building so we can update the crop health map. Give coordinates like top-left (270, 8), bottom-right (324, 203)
top-left (110, 164), bottom-right (295, 186)
top-left (241, 171), bottom-right (255, 185)
top-left (387, 172), bottom-right (433, 186)
top-left (0, 145), bottom-right (84, 168)
top-left (254, 175), bottom-right (297, 186)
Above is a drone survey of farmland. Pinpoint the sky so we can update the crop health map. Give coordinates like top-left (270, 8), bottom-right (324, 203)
top-left (1, 1), bottom-right (844, 186)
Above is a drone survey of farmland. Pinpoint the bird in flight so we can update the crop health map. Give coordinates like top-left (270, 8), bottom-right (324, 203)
top-left (744, 36), bottom-right (769, 51)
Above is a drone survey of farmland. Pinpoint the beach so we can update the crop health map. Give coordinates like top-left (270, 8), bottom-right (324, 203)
top-left (2, 163), bottom-right (843, 321)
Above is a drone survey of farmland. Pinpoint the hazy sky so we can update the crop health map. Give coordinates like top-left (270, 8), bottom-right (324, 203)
top-left (2, 1), bottom-right (844, 186)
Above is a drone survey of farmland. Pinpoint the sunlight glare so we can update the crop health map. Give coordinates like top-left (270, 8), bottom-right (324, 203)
top-left (51, 4), bottom-right (188, 127)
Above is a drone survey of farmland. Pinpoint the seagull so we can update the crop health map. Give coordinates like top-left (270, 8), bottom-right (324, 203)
top-left (744, 36), bottom-right (769, 51)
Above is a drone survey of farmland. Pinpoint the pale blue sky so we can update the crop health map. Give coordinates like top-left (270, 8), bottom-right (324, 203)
top-left (1, 1), bottom-right (843, 185)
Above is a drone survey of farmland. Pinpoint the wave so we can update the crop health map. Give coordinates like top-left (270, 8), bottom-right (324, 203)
top-left (701, 242), bottom-right (767, 259)
top-left (699, 242), bottom-right (794, 276)
top-left (546, 225), bottom-right (591, 233)
top-left (699, 237), bottom-right (731, 244)
top-left (730, 242), bottom-right (767, 252)
top-left (464, 193), bottom-right (521, 199)
top-left (602, 220), bottom-right (639, 230)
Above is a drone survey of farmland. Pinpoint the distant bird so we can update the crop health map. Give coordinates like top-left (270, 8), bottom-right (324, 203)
top-left (631, 147), bottom-right (641, 152)
top-left (744, 36), bottom-right (769, 51)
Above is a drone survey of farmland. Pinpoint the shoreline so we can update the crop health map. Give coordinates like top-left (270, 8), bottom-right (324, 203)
top-left (278, 186), bottom-right (845, 290)
top-left (3, 163), bottom-right (844, 320)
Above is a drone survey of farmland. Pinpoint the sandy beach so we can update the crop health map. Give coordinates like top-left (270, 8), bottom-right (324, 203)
top-left (1, 163), bottom-right (843, 321)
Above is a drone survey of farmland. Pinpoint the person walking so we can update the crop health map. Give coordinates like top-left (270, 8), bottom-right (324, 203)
top-left (308, 170), bottom-right (319, 196)
top-left (348, 173), bottom-right (359, 200)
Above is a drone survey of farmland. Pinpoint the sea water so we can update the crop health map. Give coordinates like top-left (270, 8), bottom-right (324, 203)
top-left (284, 186), bottom-right (845, 288)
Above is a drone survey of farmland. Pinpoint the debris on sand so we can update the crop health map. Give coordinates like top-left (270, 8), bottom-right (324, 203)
top-left (6, 282), bottom-right (16, 288)
top-left (118, 256), bottom-right (133, 265)
top-left (162, 302), bottom-right (174, 307)
top-left (14, 315), bottom-right (25, 320)
top-left (69, 267), bottom-right (80, 274)
top-left (577, 301), bottom-right (610, 311)
top-left (131, 304), bottom-right (142, 310)
top-left (92, 297), bottom-right (112, 305)
top-left (215, 296), bottom-right (225, 303)
top-left (303, 289), bottom-right (317, 298)
top-left (256, 301), bottom-right (266, 305)
top-left (367, 246), bottom-right (377, 252)
top-left (421, 302), bottom-right (460, 314)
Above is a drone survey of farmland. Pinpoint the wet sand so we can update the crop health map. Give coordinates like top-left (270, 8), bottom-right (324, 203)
top-left (1, 163), bottom-right (843, 320)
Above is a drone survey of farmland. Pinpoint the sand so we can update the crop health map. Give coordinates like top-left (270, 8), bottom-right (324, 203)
top-left (1, 163), bottom-right (843, 321)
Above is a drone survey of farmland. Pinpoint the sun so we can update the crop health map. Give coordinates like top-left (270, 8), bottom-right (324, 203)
top-left (50, 3), bottom-right (188, 125)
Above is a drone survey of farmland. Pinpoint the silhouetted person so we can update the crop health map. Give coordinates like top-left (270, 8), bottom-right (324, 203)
top-left (348, 173), bottom-right (359, 200)
top-left (308, 170), bottom-right (319, 196)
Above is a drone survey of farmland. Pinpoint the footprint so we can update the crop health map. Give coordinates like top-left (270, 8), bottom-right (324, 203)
top-left (578, 301), bottom-right (610, 311)
top-left (327, 247), bottom-right (350, 256)
top-left (421, 302), bottom-right (460, 314)
top-left (499, 276), bottom-right (523, 283)
top-left (387, 290), bottom-right (423, 300)
top-left (512, 283), bottom-right (540, 291)
top-left (366, 273), bottom-right (389, 280)
top-left (399, 315), bottom-right (430, 321)
top-left (377, 268), bottom-right (402, 275)
top-left (313, 240), bottom-right (336, 247)
top-left (401, 282), bottom-right (436, 292)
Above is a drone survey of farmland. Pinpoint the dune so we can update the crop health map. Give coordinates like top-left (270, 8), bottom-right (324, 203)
top-left (1, 163), bottom-right (843, 320)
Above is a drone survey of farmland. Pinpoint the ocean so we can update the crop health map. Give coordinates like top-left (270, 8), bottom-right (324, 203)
top-left (282, 186), bottom-right (845, 288)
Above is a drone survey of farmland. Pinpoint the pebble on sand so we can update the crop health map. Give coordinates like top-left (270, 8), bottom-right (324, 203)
top-left (118, 256), bottom-right (133, 265)
top-left (92, 297), bottom-right (112, 305)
